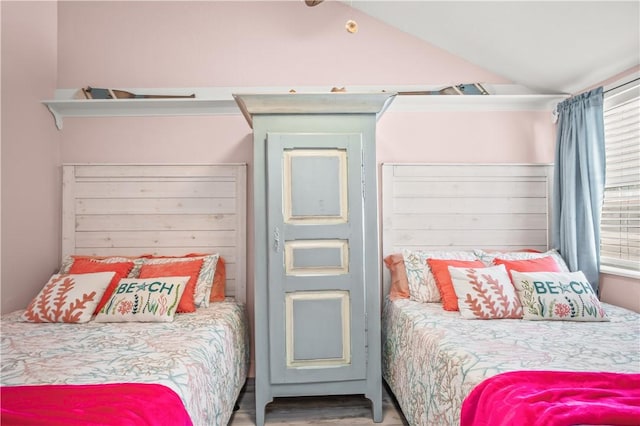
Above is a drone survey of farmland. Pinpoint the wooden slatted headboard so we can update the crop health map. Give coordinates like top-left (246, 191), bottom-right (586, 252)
top-left (381, 163), bottom-right (554, 296)
top-left (61, 164), bottom-right (247, 303)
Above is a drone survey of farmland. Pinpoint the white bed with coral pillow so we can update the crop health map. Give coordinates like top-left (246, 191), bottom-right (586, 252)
top-left (1, 164), bottom-right (249, 426)
top-left (380, 163), bottom-right (640, 426)
top-left (1, 301), bottom-right (248, 425)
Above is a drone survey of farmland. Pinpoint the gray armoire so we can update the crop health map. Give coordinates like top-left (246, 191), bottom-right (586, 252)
top-left (233, 92), bottom-right (396, 426)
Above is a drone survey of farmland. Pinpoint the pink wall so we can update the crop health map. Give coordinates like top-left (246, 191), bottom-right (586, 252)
top-left (56, 1), bottom-right (507, 88)
top-left (600, 273), bottom-right (640, 313)
top-left (56, 0), bottom-right (549, 168)
top-left (1, 1), bottom-right (61, 314)
top-left (377, 111), bottom-right (555, 163)
top-left (54, 0), bottom-right (554, 171)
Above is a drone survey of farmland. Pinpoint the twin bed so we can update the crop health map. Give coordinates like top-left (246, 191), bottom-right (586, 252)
top-left (380, 163), bottom-right (640, 426)
top-left (1, 164), bottom-right (249, 426)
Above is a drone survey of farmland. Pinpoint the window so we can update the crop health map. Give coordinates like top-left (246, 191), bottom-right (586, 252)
top-left (601, 77), bottom-right (640, 275)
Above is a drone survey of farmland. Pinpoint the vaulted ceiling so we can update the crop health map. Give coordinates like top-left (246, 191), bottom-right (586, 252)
top-left (342, 1), bottom-right (640, 94)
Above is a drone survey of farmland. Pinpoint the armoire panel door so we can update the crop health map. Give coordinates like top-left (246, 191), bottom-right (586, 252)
top-left (266, 132), bottom-right (367, 384)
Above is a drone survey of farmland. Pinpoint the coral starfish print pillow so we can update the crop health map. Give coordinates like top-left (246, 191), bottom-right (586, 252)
top-left (21, 272), bottom-right (116, 323)
top-left (448, 264), bottom-right (523, 319)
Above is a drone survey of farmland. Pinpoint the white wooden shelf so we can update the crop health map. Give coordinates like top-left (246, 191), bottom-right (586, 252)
top-left (42, 85), bottom-right (569, 130)
top-left (43, 98), bottom-right (240, 130)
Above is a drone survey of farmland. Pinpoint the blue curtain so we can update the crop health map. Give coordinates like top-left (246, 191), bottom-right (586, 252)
top-left (552, 87), bottom-right (605, 294)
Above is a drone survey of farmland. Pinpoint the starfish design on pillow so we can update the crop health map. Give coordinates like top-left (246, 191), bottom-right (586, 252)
top-left (559, 281), bottom-right (573, 293)
top-left (136, 282), bottom-right (149, 291)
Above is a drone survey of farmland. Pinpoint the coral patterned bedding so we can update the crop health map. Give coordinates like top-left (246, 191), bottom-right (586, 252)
top-left (1, 301), bottom-right (249, 426)
top-left (382, 298), bottom-right (640, 426)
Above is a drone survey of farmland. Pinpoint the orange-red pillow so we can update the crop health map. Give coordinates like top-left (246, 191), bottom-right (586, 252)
top-left (209, 257), bottom-right (226, 302)
top-left (426, 259), bottom-right (486, 311)
top-left (492, 256), bottom-right (562, 281)
top-left (138, 259), bottom-right (204, 313)
top-left (384, 254), bottom-right (410, 300)
top-left (69, 258), bottom-right (135, 315)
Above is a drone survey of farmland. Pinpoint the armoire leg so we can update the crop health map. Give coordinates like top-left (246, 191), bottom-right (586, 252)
top-left (254, 393), bottom-right (271, 426)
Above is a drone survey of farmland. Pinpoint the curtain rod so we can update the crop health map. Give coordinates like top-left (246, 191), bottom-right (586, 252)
top-left (604, 77), bottom-right (640, 94)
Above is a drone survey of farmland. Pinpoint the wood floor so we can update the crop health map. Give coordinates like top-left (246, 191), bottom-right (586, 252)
top-left (228, 379), bottom-right (409, 425)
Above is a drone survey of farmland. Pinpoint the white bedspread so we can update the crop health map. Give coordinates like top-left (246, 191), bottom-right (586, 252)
top-left (1, 300), bottom-right (249, 426)
top-left (382, 298), bottom-right (640, 426)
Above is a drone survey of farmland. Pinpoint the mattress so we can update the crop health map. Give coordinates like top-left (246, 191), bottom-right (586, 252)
top-left (1, 300), bottom-right (249, 426)
top-left (382, 298), bottom-right (640, 426)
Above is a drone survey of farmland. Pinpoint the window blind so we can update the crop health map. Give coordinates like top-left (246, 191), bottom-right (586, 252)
top-left (601, 79), bottom-right (640, 272)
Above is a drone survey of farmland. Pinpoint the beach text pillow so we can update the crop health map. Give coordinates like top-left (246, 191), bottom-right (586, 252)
top-left (510, 270), bottom-right (608, 321)
top-left (95, 276), bottom-right (189, 323)
top-left (22, 272), bottom-right (115, 323)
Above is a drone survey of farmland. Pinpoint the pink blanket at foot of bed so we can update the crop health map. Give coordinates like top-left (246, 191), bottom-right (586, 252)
top-left (1, 383), bottom-right (193, 426)
top-left (461, 370), bottom-right (640, 426)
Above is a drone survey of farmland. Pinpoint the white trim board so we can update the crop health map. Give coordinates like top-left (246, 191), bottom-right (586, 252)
top-left (62, 163), bottom-right (247, 303)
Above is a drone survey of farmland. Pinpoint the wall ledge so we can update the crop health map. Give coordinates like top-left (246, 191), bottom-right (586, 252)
top-left (43, 85), bottom-right (569, 130)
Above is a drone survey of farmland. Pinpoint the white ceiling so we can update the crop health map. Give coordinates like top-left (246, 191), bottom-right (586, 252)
top-left (343, 1), bottom-right (640, 94)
